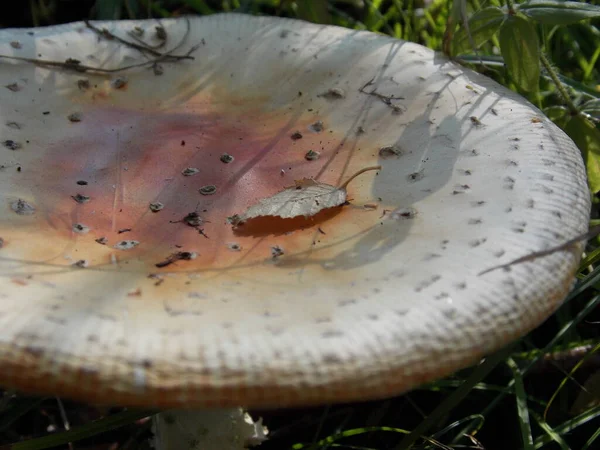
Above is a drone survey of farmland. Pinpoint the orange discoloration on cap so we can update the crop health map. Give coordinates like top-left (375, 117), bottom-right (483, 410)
top-left (4, 89), bottom-right (381, 275)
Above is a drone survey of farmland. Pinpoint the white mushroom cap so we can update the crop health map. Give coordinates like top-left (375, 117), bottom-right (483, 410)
top-left (0, 14), bottom-right (590, 408)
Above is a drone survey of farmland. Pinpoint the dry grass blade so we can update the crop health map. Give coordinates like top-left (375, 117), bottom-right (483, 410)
top-left (479, 225), bottom-right (600, 275)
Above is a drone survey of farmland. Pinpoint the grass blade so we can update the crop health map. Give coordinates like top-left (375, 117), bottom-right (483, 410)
top-left (2, 409), bottom-right (152, 450)
top-left (533, 404), bottom-right (600, 448)
top-left (506, 358), bottom-right (534, 450)
top-left (396, 344), bottom-right (514, 449)
top-left (531, 411), bottom-right (570, 450)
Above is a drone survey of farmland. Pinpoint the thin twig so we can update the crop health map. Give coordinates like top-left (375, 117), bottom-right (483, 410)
top-left (0, 18), bottom-right (196, 75)
top-left (86, 16), bottom-right (195, 63)
top-left (359, 77), bottom-right (405, 112)
top-left (85, 20), bottom-right (164, 57)
top-left (0, 52), bottom-right (191, 74)
top-left (85, 18), bottom-right (177, 56)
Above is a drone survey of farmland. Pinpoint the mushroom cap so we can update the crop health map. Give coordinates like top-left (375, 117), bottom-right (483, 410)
top-left (0, 14), bottom-right (590, 408)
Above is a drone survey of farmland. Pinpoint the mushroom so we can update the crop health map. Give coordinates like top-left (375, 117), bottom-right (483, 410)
top-left (0, 13), bottom-right (590, 449)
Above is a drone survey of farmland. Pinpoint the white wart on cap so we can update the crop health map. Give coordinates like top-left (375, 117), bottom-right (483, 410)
top-left (0, 14), bottom-right (590, 408)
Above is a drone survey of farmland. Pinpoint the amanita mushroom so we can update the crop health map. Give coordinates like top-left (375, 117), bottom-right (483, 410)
top-left (0, 13), bottom-right (590, 449)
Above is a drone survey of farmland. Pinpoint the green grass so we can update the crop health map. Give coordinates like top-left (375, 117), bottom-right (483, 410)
top-left (0, 1), bottom-right (599, 449)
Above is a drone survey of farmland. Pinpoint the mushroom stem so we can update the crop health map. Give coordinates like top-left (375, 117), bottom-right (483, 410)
top-left (152, 408), bottom-right (268, 450)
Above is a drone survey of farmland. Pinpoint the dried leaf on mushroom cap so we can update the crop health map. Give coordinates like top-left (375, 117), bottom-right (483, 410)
top-left (234, 178), bottom-right (346, 225)
top-left (0, 14), bottom-right (590, 410)
top-left (233, 166), bottom-right (380, 225)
